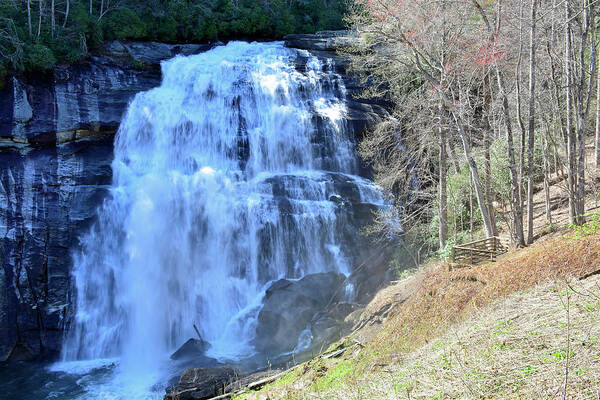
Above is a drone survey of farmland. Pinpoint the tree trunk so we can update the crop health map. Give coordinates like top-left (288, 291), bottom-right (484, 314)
top-left (27, 0), bottom-right (32, 36)
top-left (51, 0), bottom-right (55, 38)
top-left (496, 69), bottom-right (525, 246)
top-left (483, 74), bottom-right (497, 235)
top-left (574, 1), bottom-right (594, 225)
top-left (63, 0), bottom-right (69, 28)
top-left (90, 0), bottom-right (93, 15)
top-left (526, 0), bottom-right (537, 244)
top-left (469, 178), bottom-right (474, 241)
top-left (37, 0), bottom-right (43, 37)
top-left (543, 129), bottom-right (553, 225)
top-left (439, 106), bottom-right (448, 251)
top-left (596, 28), bottom-right (600, 169)
top-left (565, 0), bottom-right (576, 224)
top-left (516, 1), bottom-right (527, 218)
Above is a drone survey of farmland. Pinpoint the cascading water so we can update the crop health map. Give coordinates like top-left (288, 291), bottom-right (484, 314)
top-left (55, 41), bottom-right (386, 398)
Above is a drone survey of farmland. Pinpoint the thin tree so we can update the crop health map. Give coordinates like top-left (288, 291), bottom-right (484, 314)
top-left (37, 0), bottom-right (43, 37)
top-left (51, 0), bottom-right (55, 38)
top-left (565, 0), bottom-right (576, 224)
top-left (471, 0), bottom-right (525, 245)
top-left (27, 0), bottom-right (32, 36)
top-left (596, 30), bottom-right (600, 169)
top-left (439, 106), bottom-right (448, 250)
top-left (526, 0), bottom-right (538, 244)
top-left (574, 0), bottom-right (595, 224)
top-left (63, 0), bottom-right (69, 28)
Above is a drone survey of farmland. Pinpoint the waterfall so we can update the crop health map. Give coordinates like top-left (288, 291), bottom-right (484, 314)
top-left (60, 41), bottom-right (385, 384)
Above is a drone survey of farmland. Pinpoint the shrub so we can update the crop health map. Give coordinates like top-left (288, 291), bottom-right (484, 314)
top-left (23, 43), bottom-right (56, 72)
top-left (102, 9), bottom-right (147, 41)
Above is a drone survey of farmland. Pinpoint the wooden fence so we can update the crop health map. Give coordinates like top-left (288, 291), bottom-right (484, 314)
top-left (451, 236), bottom-right (510, 266)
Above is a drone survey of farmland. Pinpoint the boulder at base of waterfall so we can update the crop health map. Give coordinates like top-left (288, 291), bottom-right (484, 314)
top-left (164, 367), bottom-right (236, 400)
top-left (171, 338), bottom-right (209, 360)
top-left (253, 272), bottom-right (346, 355)
top-left (309, 302), bottom-right (362, 350)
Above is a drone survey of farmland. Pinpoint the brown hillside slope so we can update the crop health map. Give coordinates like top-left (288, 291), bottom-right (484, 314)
top-left (237, 230), bottom-right (600, 400)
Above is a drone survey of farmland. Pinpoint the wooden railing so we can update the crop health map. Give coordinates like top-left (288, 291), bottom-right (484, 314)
top-left (451, 236), bottom-right (510, 266)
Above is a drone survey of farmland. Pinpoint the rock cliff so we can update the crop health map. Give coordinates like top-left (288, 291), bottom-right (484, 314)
top-left (0, 33), bottom-right (389, 362)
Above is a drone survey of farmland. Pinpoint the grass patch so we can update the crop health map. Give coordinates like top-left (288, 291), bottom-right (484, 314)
top-left (570, 210), bottom-right (600, 239)
top-left (311, 360), bottom-right (354, 392)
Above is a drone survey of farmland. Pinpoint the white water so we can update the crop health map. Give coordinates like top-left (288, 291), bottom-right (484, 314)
top-left (56, 41), bottom-right (385, 398)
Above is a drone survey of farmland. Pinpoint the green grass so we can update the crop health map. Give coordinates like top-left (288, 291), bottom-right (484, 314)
top-left (311, 360), bottom-right (354, 392)
top-left (570, 210), bottom-right (600, 239)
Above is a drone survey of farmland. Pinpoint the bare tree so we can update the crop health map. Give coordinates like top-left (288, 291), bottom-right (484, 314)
top-left (526, 0), bottom-right (538, 244)
top-left (439, 107), bottom-right (448, 250)
top-left (565, 0), bottom-right (576, 224)
top-left (27, 0), bottom-right (32, 36)
top-left (596, 34), bottom-right (600, 169)
top-left (471, 0), bottom-right (525, 245)
top-left (37, 0), bottom-right (43, 37)
top-left (63, 0), bottom-right (69, 28)
top-left (51, 0), bottom-right (55, 38)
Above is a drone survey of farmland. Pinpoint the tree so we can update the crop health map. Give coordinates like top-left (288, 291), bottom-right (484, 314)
top-left (526, 0), bottom-right (538, 244)
top-left (27, 0), bottom-right (32, 36)
top-left (349, 0), bottom-right (501, 241)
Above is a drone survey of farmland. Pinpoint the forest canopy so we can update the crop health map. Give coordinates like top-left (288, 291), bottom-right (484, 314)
top-left (0, 0), bottom-right (346, 74)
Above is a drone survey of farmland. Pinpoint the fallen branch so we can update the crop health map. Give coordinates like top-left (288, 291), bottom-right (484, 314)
top-left (247, 364), bottom-right (302, 391)
top-left (578, 268), bottom-right (600, 280)
top-left (323, 347), bottom-right (347, 359)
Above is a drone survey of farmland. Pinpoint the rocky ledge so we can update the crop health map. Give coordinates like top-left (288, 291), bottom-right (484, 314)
top-left (1, 33), bottom-right (387, 149)
top-left (0, 41), bottom-right (216, 148)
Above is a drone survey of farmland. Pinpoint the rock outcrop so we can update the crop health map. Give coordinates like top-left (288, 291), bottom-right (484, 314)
top-left (0, 136), bottom-right (113, 361)
top-left (253, 272), bottom-right (346, 355)
top-left (0, 42), bottom-right (217, 148)
top-left (164, 366), bottom-right (237, 400)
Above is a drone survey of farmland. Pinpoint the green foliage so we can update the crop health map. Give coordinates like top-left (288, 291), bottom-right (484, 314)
top-left (23, 43), bottom-right (56, 72)
top-left (570, 210), bottom-right (600, 239)
top-left (311, 360), bottom-right (354, 391)
top-left (0, 0), bottom-right (348, 75)
top-left (103, 9), bottom-right (147, 41)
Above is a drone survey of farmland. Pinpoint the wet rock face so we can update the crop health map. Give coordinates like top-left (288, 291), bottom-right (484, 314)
top-left (0, 34), bottom-right (392, 362)
top-left (284, 30), bottom-right (355, 52)
top-left (0, 136), bottom-right (113, 362)
top-left (1, 59), bottom-right (159, 146)
top-left (253, 272), bottom-right (346, 355)
top-left (0, 42), bottom-right (215, 363)
top-left (0, 42), bottom-right (216, 147)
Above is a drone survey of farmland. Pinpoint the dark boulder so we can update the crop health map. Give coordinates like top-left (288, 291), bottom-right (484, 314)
top-left (283, 31), bottom-right (354, 52)
top-left (103, 41), bottom-right (216, 65)
top-left (309, 302), bottom-right (362, 349)
top-left (164, 367), bottom-right (237, 400)
top-left (253, 272), bottom-right (346, 355)
top-left (170, 338), bottom-right (212, 362)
